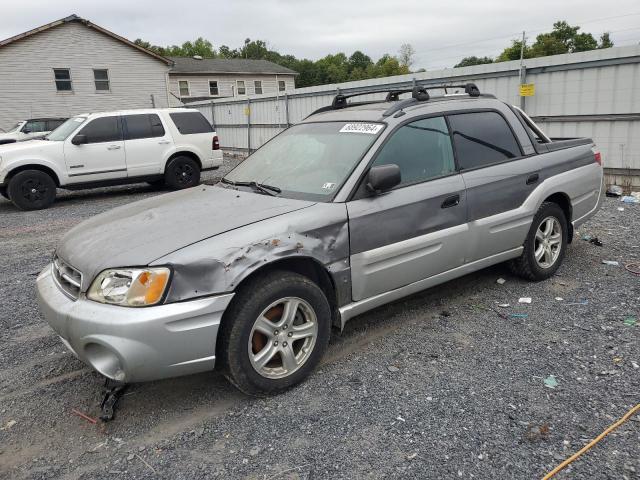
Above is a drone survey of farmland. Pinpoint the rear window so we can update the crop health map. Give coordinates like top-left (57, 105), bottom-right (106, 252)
top-left (169, 111), bottom-right (213, 135)
top-left (124, 114), bottom-right (165, 140)
top-left (448, 111), bottom-right (522, 170)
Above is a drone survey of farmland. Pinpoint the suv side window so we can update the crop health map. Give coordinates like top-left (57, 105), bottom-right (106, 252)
top-left (448, 111), bottom-right (521, 169)
top-left (24, 120), bottom-right (47, 133)
top-left (77, 116), bottom-right (122, 144)
top-left (169, 112), bottom-right (213, 135)
top-left (123, 114), bottom-right (165, 140)
top-left (371, 116), bottom-right (455, 187)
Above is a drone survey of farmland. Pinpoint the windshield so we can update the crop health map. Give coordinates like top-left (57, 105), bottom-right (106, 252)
top-left (7, 122), bottom-right (24, 133)
top-left (223, 122), bottom-right (383, 201)
top-left (46, 116), bottom-right (87, 141)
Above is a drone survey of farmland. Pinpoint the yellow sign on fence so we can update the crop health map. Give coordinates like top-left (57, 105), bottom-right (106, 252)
top-left (519, 83), bottom-right (535, 97)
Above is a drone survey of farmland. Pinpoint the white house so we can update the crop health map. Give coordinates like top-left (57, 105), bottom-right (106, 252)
top-left (0, 15), bottom-right (173, 131)
top-left (167, 57), bottom-right (297, 106)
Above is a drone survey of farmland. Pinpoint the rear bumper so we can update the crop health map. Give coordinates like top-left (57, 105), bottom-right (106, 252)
top-left (203, 150), bottom-right (224, 170)
top-left (36, 264), bottom-right (234, 382)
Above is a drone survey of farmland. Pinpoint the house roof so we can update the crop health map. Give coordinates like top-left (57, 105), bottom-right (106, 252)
top-left (0, 14), bottom-right (173, 65)
top-left (169, 56), bottom-right (298, 75)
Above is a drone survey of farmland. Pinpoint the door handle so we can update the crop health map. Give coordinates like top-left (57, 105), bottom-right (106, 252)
top-left (158, 140), bottom-right (170, 145)
top-left (526, 173), bottom-right (539, 185)
top-left (441, 194), bottom-right (460, 209)
top-left (107, 145), bottom-right (121, 150)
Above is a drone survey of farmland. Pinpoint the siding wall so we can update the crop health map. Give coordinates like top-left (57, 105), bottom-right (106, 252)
top-left (167, 74), bottom-right (295, 106)
top-left (189, 45), bottom-right (640, 183)
top-left (0, 22), bottom-right (170, 131)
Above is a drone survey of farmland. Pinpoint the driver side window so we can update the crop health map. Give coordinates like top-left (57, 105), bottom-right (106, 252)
top-left (371, 116), bottom-right (455, 187)
top-left (77, 116), bottom-right (122, 144)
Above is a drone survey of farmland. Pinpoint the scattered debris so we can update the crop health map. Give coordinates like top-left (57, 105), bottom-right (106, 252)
top-left (498, 303), bottom-right (510, 308)
top-left (566, 300), bottom-right (589, 306)
top-left (72, 409), bottom-right (97, 425)
top-left (618, 207), bottom-right (625, 212)
top-left (606, 185), bottom-right (623, 197)
top-left (602, 260), bottom-right (619, 266)
top-left (519, 297), bottom-right (532, 304)
top-left (555, 297), bottom-right (564, 301)
top-left (135, 454), bottom-right (157, 474)
top-left (387, 365), bottom-right (400, 373)
top-left (525, 423), bottom-right (550, 441)
top-left (406, 452), bottom-right (418, 460)
top-left (496, 278), bottom-right (506, 285)
top-left (632, 362), bottom-right (639, 369)
top-left (100, 379), bottom-right (129, 422)
top-left (249, 446), bottom-right (261, 456)
top-left (589, 237), bottom-right (603, 247)
top-left (623, 316), bottom-right (637, 327)
top-left (396, 415), bottom-right (406, 422)
top-left (440, 310), bottom-right (451, 317)
top-left (1, 420), bottom-right (17, 430)
top-left (510, 313), bottom-right (528, 318)
top-left (544, 375), bottom-right (559, 389)
top-left (621, 195), bottom-right (639, 204)
top-left (624, 262), bottom-right (640, 275)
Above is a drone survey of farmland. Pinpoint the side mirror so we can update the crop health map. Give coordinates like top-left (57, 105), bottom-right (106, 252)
top-left (72, 134), bottom-right (87, 145)
top-left (366, 164), bottom-right (401, 194)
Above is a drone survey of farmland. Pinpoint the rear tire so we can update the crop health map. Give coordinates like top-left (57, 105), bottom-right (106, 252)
top-left (217, 271), bottom-right (331, 396)
top-left (509, 201), bottom-right (568, 281)
top-left (7, 170), bottom-right (56, 210)
top-left (164, 156), bottom-right (200, 190)
top-left (0, 186), bottom-right (9, 200)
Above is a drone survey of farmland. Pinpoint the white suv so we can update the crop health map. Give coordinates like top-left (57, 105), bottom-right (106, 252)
top-left (0, 108), bottom-right (223, 210)
top-left (0, 118), bottom-right (67, 144)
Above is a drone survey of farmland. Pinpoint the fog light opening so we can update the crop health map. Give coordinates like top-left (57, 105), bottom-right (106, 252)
top-left (84, 343), bottom-right (125, 381)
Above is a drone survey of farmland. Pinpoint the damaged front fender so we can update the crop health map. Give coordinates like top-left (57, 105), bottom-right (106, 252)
top-left (153, 203), bottom-right (352, 307)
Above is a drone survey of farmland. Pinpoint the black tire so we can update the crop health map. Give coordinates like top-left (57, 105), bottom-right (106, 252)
top-left (509, 201), bottom-right (568, 281)
top-left (217, 270), bottom-right (332, 396)
top-left (164, 156), bottom-right (200, 190)
top-left (7, 170), bottom-right (56, 210)
top-left (0, 186), bottom-right (9, 200)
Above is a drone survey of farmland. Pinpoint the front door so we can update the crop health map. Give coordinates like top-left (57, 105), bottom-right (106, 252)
top-left (347, 116), bottom-right (468, 302)
top-left (63, 115), bottom-right (127, 183)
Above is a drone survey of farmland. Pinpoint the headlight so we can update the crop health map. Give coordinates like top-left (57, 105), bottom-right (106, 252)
top-left (87, 267), bottom-right (170, 307)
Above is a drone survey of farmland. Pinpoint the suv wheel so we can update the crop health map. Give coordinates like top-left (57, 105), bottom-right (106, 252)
top-left (509, 201), bottom-right (568, 281)
top-left (218, 271), bottom-right (331, 396)
top-left (7, 170), bottom-right (56, 210)
top-left (164, 156), bottom-right (200, 190)
top-left (0, 186), bottom-right (9, 200)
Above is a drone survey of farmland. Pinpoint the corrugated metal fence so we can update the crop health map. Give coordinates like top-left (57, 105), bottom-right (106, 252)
top-left (189, 45), bottom-right (640, 187)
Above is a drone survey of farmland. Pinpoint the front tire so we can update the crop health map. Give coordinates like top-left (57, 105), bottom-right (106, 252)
top-left (217, 271), bottom-right (331, 396)
top-left (164, 156), bottom-right (200, 190)
top-left (509, 202), bottom-right (568, 281)
top-left (7, 170), bottom-right (56, 210)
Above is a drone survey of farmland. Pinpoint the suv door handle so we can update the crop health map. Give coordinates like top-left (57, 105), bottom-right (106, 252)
top-left (526, 173), bottom-right (539, 185)
top-left (107, 145), bottom-right (121, 150)
top-left (441, 194), bottom-right (460, 209)
top-left (158, 140), bottom-right (170, 145)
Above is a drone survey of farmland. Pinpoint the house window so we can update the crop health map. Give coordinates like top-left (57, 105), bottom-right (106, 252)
top-left (278, 80), bottom-right (286, 92)
top-left (54, 69), bottom-right (72, 91)
top-left (93, 69), bottom-right (110, 91)
top-left (236, 80), bottom-right (246, 95)
top-left (209, 80), bottom-right (219, 96)
top-left (178, 80), bottom-right (190, 97)
top-left (254, 80), bottom-right (263, 95)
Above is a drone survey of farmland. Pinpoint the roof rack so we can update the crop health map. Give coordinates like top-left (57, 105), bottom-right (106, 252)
top-left (306, 83), bottom-right (482, 119)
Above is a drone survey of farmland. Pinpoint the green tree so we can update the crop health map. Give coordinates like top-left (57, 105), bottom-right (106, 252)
top-left (496, 39), bottom-right (531, 62)
top-left (398, 43), bottom-right (416, 69)
top-left (599, 32), bottom-right (614, 49)
top-left (349, 51), bottom-right (373, 72)
top-left (454, 56), bottom-right (494, 68)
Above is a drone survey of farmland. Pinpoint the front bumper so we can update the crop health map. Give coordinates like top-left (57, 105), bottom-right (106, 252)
top-left (36, 264), bottom-right (234, 383)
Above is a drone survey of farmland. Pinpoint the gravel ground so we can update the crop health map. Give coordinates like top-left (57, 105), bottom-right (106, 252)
top-left (0, 166), bottom-right (638, 479)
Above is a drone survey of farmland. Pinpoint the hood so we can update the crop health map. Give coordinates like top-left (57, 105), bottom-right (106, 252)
top-left (56, 185), bottom-right (315, 289)
top-left (0, 139), bottom-right (58, 155)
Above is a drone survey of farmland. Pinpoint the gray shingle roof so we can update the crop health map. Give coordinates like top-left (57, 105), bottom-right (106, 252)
top-left (169, 57), bottom-right (298, 75)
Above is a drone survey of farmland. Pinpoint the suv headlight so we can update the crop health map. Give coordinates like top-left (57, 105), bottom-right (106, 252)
top-left (87, 267), bottom-right (171, 307)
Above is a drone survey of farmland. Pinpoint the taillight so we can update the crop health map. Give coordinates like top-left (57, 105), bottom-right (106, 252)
top-left (592, 147), bottom-right (602, 166)
top-left (212, 135), bottom-right (220, 150)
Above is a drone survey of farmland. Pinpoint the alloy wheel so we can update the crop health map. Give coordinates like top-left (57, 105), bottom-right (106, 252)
top-left (534, 216), bottom-right (562, 269)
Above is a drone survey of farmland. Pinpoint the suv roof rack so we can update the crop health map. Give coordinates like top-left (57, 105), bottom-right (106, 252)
top-left (306, 83), bottom-right (483, 119)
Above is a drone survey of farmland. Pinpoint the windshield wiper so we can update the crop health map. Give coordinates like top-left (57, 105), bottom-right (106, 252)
top-left (220, 178), bottom-right (281, 196)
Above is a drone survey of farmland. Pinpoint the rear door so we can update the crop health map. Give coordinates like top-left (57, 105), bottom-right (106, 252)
top-left (63, 115), bottom-right (127, 182)
top-left (122, 113), bottom-right (173, 177)
top-left (347, 116), bottom-right (468, 302)
top-left (449, 110), bottom-right (539, 261)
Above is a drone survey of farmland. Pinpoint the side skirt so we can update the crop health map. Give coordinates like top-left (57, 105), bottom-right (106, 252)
top-left (338, 247), bottom-right (523, 329)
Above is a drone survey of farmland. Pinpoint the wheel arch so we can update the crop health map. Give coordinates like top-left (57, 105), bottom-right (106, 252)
top-left (6, 163), bottom-right (61, 187)
top-left (165, 150), bottom-right (202, 171)
top-left (542, 192), bottom-right (573, 242)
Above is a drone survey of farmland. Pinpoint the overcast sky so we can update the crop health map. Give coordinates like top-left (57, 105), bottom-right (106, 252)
top-left (2, 0), bottom-right (639, 70)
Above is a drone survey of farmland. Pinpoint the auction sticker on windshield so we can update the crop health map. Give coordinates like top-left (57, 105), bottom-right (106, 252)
top-left (339, 123), bottom-right (383, 134)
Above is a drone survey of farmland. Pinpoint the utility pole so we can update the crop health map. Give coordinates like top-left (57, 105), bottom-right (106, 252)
top-left (519, 30), bottom-right (526, 110)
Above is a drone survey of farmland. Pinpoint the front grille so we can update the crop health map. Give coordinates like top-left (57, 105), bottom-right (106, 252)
top-left (52, 255), bottom-right (82, 300)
